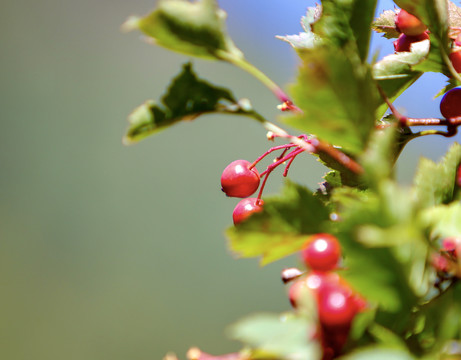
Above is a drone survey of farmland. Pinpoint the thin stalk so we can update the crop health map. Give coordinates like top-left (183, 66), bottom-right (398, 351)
top-left (249, 144), bottom-right (297, 169)
top-left (219, 52), bottom-right (296, 106)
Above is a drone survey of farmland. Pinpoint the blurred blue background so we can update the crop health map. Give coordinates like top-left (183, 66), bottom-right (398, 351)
top-left (0, 0), bottom-right (457, 359)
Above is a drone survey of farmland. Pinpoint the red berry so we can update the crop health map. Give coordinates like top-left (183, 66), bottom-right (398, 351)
top-left (393, 32), bottom-right (429, 52)
top-left (440, 88), bottom-right (461, 119)
top-left (221, 160), bottom-right (260, 198)
top-left (395, 9), bottom-right (427, 36)
top-left (449, 50), bottom-right (461, 73)
top-left (232, 198), bottom-right (264, 225)
top-left (302, 234), bottom-right (341, 272)
top-left (317, 282), bottom-right (358, 327)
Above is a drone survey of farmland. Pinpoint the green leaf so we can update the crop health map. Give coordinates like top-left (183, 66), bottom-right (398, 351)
top-left (123, 0), bottom-right (243, 61)
top-left (284, 47), bottom-right (378, 155)
top-left (228, 313), bottom-right (321, 360)
top-left (226, 181), bottom-right (330, 265)
top-left (276, 6), bottom-right (323, 50)
top-left (360, 126), bottom-right (400, 187)
top-left (421, 202), bottom-right (461, 240)
top-left (413, 142), bottom-right (461, 207)
top-left (373, 40), bottom-right (428, 115)
top-left (349, 0), bottom-right (378, 62)
top-left (308, 0), bottom-right (377, 61)
top-left (338, 347), bottom-right (416, 360)
top-left (412, 282), bottom-right (461, 352)
top-left (123, 63), bottom-right (264, 144)
top-left (332, 184), bottom-right (424, 315)
top-left (373, 9), bottom-right (400, 39)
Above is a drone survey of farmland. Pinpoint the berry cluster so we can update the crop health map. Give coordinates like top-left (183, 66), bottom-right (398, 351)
top-left (284, 234), bottom-right (366, 360)
top-left (220, 135), bottom-right (312, 225)
top-left (392, 8), bottom-right (461, 74)
top-left (393, 9), bottom-right (428, 52)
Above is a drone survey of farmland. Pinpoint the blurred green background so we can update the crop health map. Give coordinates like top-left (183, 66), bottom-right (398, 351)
top-left (0, 0), bottom-right (458, 359)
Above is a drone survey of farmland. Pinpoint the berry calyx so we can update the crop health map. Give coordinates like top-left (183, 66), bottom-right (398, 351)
top-left (393, 32), bottom-right (429, 52)
top-left (440, 88), bottom-right (461, 119)
top-left (317, 282), bottom-right (358, 327)
top-left (221, 160), bottom-right (260, 198)
top-left (232, 198), bottom-right (264, 225)
top-left (395, 9), bottom-right (427, 36)
top-left (449, 50), bottom-right (461, 73)
top-left (302, 234), bottom-right (341, 272)
top-left (281, 267), bottom-right (303, 284)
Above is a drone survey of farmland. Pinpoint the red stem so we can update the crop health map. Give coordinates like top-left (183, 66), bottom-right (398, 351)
top-left (249, 143), bottom-right (297, 169)
top-left (257, 148), bottom-right (305, 200)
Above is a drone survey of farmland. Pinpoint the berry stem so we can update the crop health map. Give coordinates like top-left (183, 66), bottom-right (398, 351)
top-left (283, 154), bottom-right (297, 177)
top-left (263, 122), bottom-right (363, 174)
top-left (249, 144), bottom-right (298, 169)
top-left (257, 148), bottom-right (305, 200)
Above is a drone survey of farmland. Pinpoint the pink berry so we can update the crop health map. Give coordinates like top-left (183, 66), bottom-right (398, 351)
top-left (395, 9), bottom-right (427, 36)
top-left (302, 234), bottom-right (341, 272)
top-left (221, 160), bottom-right (260, 198)
top-left (393, 32), bottom-right (429, 52)
top-left (232, 198), bottom-right (264, 225)
top-left (317, 282), bottom-right (358, 327)
top-left (440, 88), bottom-right (461, 119)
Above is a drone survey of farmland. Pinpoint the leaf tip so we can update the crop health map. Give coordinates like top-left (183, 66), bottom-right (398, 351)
top-left (121, 16), bottom-right (141, 33)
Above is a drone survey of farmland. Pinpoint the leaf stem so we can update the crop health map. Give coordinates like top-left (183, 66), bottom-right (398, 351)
top-left (219, 51), bottom-right (297, 106)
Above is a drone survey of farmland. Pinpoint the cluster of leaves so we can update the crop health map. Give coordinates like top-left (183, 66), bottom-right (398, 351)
top-left (123, 0), bottom-right (461, 359)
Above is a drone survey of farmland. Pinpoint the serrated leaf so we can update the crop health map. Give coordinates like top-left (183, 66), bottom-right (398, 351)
top-left (275, 32), bottom-right (321, 50)
top-left (373, 9), bottom-right (400, 39)
top-left (448, 1), bottom-right (461, 28)
top-left (228, 313), bottom-right (321, 360)
top-left (283, 47), bottom-right (378, 155)
top-left (310, 0), bottom-right (377, 62)
top-left (421, 202), bottom-right (461, 239)
top-left (413, 142), bottom-right (461, 207)
top-left (226, 181), bottom-right (330, 265)
top-left (332, 184), bottom-right (424, 315)
top-left (301, 4), bottom-right (322, 31)
top-left (123, 63), bottom-right (263, 144)
top-left (276, 6), bottom-right (323, 50)
top-left (123, 0), bottom-right (243, 61)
